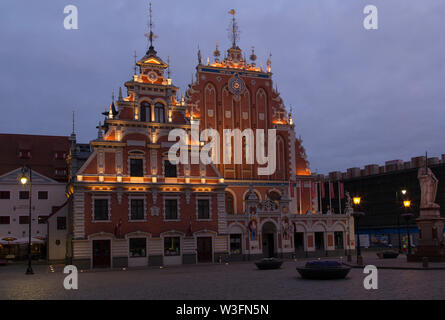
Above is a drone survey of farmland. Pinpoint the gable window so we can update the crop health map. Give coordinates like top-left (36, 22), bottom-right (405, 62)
top-left (130, 199), bottom-right (145, 220)
top-left (165, 199), bottom-right (178, 220)
top-left (130, 158), bottom-right (144, 177)
top-left (197, 199), bottom-right (210, 220)
top-left (19, 150), bottom-right (31, 159)
top-left (140, 101), bottom-right (151, 122)
top-left (94, 199), bottom-right (109, 221)
top-left (55, 151), bottom-right (66, 160)
top-left (154, 103), bottom-right (165, 123)
top-left (57, 217), bottom-right (67, 230)
top-left (19, 191), bottom-right (29, 200)
top-left (0, 191), bottom-right (10, 199)
top-left (38, 191), bottom-right (48, 200)
top-left (0, 216), bottom-right (10, 224)
top-left (55, 168), bottom-right (67, 176)
top-left (164, 160), bottom-right (177, 177)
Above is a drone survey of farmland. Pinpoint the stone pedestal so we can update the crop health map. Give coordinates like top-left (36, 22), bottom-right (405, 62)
top-left (407, 207), bottom-right (445, 262)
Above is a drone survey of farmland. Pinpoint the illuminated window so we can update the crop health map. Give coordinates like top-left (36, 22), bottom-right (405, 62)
top-left (164, 237), bottom-right (180, 256)
top-left (154, 103), bottom-right (165, 123)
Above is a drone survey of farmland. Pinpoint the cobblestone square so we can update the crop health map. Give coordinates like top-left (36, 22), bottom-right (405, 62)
top-left (1, 256), bottom-right (444, 300)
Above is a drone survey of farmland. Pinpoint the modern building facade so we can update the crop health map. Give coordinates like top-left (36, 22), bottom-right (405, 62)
top-left (324, 155), bottom-right (445, 250)
top-left (71, 9), bottom-right (354, 269)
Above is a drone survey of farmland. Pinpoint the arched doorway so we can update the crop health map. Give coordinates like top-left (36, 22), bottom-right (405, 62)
top-left (261, 222), bottom-right (277, 258)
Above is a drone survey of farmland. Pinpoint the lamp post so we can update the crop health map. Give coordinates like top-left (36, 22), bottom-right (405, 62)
top-left (19, 166), bottom-right (33, 275)
top-left (401, 200), bottom-right (413, 255)
top-left (395, 189), bottom-right (407, 253)
top-left (352, 196), bottom-right (365, 265)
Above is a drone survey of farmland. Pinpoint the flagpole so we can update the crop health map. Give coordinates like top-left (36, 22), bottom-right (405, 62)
top-left (309, 181), bottom-right (313, 213)
top-left (299, 180), bottom-right (302, 214)
top-left (338, 181), bottom-right (342, 214)
top-left (328, 181), bottom-right (332, 214)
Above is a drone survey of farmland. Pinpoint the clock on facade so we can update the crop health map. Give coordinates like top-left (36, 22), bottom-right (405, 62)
top-left (148, 71), bottom-right (158, 82)
top-left (228, 74), bottom-right (245, 97)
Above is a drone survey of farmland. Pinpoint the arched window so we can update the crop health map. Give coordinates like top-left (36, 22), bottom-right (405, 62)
top-left (140, 102), bottom-right (151, 122)
top-left (268, 191), bottom-right (281, 205)
top-left (154, 103), bottom-right (165, 123)
top-left (225, 192), bottom-right (234, 215)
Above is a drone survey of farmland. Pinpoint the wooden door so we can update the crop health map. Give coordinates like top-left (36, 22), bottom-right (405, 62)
top-left (197, 237), bottom-right (212, 263)
top-left (93, 240), bottom-right (111, 268)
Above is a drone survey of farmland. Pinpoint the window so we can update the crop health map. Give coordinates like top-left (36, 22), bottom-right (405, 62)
top-left (334, 231), bottom-right (344, 249)
top-left (57, 217), bottom-right (67, 230)
top-left (38, 191), bottom-right (48, 200)
top-left (197, 199), bottom-right (210, 220)
top-left (19, 150), bottom-right (31, 159)
top-left (0, 216), bottom-right (10, 224)
top-left (140, 102), bottom-right (151, 122)
top-left (19, 216), bottom-right (29, 224)
top-left (130, 199), bottom-right (144, 220)
top-left (55, 151), bottom-right (66, 160)
top-left (165, 199), bottom-right (178, 220)
top-left (0, 191), bottom-right (10, 199)
top-left (94, 199), bottom-right (109, 221)
top-left (164, 160), bottom-right (177, 178)
top-left (130, 158), bottom-right (144, 177)
top-left (19, 191), bottom-right (29, 200)
top-left (38, 216), bottom-right (48, 224)
top-left (55, 168), bottom-right (67, 176)
top-left (230, 234), bottom-right (242, 254)
top-left (164, 237), bottom-right (180, 256)
top-left (129, 238), bottom-right (146, 257)
top-left (154, 103), bottom-right (165, 123)
top-left (225, 192), bottom-right (234, 215)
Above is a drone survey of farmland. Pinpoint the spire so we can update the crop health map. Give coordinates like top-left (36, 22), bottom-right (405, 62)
top-left (133, 50), bottom-right (137, 75)
top-left (118, 87), bottom-right (123, 101)
top-left (145, 3), bottom-right (157, 56)
top-left (249, 46), bottom-right (257, 65)
top-left (267, 53), bottom-right (272, 73)
top-left (72, 110), bottom-right (75, 135)
top-left (213, 41), bottom-right (220, 61)
top-left (167, 56), bottom-right (171, 78)
top-left (228, 9), bottom-right (240, 49)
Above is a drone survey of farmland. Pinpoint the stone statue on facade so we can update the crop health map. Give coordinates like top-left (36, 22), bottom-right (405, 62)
top-left (418, 166), bottom-right (439, 209)
top-left (344, 192), bottom-right (353, 215)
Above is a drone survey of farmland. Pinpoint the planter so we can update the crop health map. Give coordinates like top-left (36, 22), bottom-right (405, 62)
top-left (255, 258), bottom-right (283, 270)
top-left (297, 261), bottom-right (351, 280)
top-left (377, 251), bottom-right (399, 259)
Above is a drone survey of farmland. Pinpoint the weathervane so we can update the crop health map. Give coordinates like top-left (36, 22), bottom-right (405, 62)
top-left (228, 9), bottom-right (240, 48)
top-left (144, 3), bottom-right (157, 53)
top-left (133, 50), bottom-right (137, 75)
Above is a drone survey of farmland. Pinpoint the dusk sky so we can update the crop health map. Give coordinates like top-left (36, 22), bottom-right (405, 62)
top-left (1, 0), bottom-right (444, 174)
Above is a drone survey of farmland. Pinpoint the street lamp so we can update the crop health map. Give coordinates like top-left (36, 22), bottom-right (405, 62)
top-left (396, 189), bottom-right (408, 253)
top-left (352, 196), bottom-right (365, 265)
top-left (401, 200), bottom-right (413, 255)
top-left (19, 166), bottom-right (33, 275)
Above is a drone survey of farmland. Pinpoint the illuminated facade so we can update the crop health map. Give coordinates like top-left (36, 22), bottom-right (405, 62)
top-left (71, 8), bottom-right (354, 268)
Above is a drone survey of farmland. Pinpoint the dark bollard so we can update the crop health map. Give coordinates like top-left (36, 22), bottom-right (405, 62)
top-left (422, 257), bottom-right (429, 268)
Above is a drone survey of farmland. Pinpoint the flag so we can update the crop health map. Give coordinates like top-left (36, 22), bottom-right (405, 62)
top-left (329, 181), bottom-right (335, 199)
top-left (321, 182), bottom-right (325, 198)
top-left (339, 182), bottom-right (344, 199)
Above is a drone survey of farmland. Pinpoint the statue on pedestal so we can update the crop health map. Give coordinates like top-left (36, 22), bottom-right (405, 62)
top-left (418, 166), bottom-right (439, 209)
